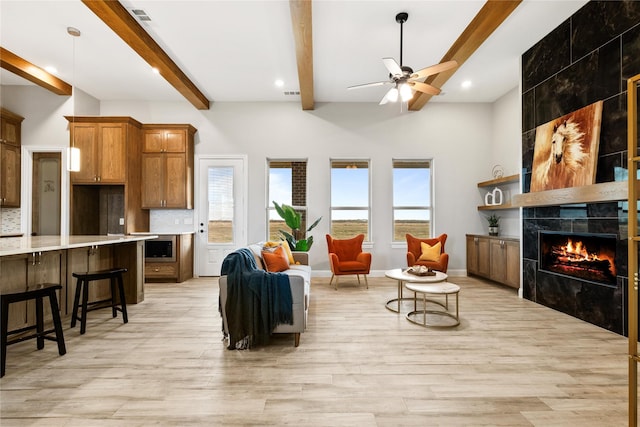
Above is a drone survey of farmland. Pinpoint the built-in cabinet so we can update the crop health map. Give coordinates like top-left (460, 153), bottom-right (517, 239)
top-left (0, 108), bottom-right (24, 207)
top-left (144, 233), bottom-right (194, 282)
top-left (68, 121), bottom-right (130, 184)
top-left (141, 125), bottom-right (195, 209)
top-left (466, 234), bottom-right (520, 289)
top-left (66, 116), bottom-right (149, 235)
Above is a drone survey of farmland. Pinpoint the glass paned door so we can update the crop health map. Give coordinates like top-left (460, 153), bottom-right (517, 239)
top-left (196, 157), bottom-right (246, 276)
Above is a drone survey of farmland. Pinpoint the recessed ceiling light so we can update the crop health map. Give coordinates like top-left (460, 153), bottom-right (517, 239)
top-left (44, 66), bottom-right (57, 74)
top-left (461, 80), bottom-right (472, 89)
top-left (274, 79), bottom-right (284, 88)
top-left (151, 67), bottom-right (160, 75)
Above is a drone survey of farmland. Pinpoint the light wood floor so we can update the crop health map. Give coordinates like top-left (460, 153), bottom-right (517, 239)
top-left (0, 275), bottom-right (630, 426)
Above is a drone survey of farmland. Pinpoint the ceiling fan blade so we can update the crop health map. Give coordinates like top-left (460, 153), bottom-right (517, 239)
top-left (382, 57), bottom-right (403, 77)
top-left (410, 81), bottom-right (441, 96)
top-left (410, 60), bottom-right (458, 80)
top-left (347, 81), bottom-right (390, 90)
top-left (379, 87), bottom-right (394, 105)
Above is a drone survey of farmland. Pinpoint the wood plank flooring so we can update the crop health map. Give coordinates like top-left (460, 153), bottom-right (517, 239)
top-left (0, 275), bottom-right (630, 426)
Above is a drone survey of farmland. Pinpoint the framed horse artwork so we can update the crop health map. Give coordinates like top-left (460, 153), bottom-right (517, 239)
top-left (530, 100), bottom-right (603, 192)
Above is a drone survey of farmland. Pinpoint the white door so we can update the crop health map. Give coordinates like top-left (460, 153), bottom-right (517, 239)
top-left (196, 156), bottom-right (247, 276)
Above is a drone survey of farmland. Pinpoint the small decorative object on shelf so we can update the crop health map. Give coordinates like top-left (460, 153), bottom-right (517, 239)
top-left (492, 165), bottom-right (504, 179)
top-left (406, 265), bottom-right (436, 276)
top-left (487, 214), bottom-right (500, 236)
top-left (484, 187), bottom-right (503, 206)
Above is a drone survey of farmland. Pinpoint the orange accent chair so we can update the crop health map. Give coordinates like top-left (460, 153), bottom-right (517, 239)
top-left (326, 234), bottom-right (372, 290)
top-left (406, 233), bottom-right (449, 273)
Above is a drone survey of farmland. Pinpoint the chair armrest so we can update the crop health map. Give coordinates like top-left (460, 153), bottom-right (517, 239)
top-left (292, 251), bottom-right (308, 265)
top-left (407, 252), bottom-right (417, 266)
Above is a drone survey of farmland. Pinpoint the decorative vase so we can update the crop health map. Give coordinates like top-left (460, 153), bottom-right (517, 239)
top-left (488, 226), bottom-right (499, 236)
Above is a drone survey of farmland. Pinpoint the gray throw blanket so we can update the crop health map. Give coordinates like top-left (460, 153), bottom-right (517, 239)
top-left (220, 248), bottom-right (293, 349)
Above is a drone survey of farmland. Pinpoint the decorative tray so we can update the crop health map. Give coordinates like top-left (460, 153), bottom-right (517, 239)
top-left (405, 266), bottom-right (436, 276)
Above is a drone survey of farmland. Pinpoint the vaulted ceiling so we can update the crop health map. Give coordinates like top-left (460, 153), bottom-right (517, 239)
top-left (0, 0), bottom-right (588, 111)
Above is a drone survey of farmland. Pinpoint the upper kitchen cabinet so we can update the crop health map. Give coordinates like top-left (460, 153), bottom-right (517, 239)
top-left (0, 108), bottom-right (24, 207)
top-left (66, 117), bottom-right (149, 235)
top-left (66, 116), bottom-right (142, 184)
top-left (141, 124), bottom-right (196, 209)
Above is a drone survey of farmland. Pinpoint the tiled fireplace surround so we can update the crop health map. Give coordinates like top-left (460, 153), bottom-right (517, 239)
top-left (521, 1), bottom-right (640, 336)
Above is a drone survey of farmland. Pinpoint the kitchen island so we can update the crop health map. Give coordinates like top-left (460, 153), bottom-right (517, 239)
top-left (0, 235), bottom-right (157, 331)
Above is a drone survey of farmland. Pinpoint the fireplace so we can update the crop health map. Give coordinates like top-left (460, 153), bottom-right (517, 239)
top-left (538, 231), bottom-right (617, 287)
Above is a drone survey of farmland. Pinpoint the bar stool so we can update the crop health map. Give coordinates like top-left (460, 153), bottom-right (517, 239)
top-left (1, 284), bottom-right (66, 378)
top-left (71, 268), bottom-right (128, 335)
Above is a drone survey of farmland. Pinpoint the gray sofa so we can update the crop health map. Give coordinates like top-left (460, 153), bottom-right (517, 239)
top-left (218, 243), bottom-right (311, 347)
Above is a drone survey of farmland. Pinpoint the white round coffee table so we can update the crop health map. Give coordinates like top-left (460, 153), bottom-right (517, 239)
top-left (384, 268), bottom-right (447, 313)
top-left (404, 281), bottom-right (460, 327)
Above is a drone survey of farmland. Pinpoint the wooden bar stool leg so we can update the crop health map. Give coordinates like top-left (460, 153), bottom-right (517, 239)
top-left (110, 277), bottom-right (117, 318)
top-left (1, 298), bottom-right (9, 378)
top-left (48, 289), bottom-right (66, 356)
top-left (80, 280), bottom-right (90, 335)
top-left (117, 273), bottom-right (128, 324)
top-left (36, 295), bottom-right (44, 350)
top-left (71, 277), bottom-right (82, 328)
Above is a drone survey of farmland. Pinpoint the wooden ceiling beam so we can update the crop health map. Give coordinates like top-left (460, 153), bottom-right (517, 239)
top-left (290, 0), bottom-right (314, 110)
top-left (408, 0), bottom-right (522, 111)
top-left (81, 0), bottom-right (210, 110)
top-left (0, 47), bottom-right (72, 96)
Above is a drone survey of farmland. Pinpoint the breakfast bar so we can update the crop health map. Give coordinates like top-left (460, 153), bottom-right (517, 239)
top-left (0, 235), bottom-right (156, 332)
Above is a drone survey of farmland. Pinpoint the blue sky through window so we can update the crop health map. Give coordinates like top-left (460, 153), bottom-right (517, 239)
top-left (268, 164), bottom-right (431, 221)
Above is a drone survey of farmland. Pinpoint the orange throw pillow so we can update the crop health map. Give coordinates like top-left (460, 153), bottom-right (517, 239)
top-left (261, 246), bottom-right (289, 272)
top-left (263, 240), bottom-right (294, 264)
top-left (418, 241), bottom-right (441, 262)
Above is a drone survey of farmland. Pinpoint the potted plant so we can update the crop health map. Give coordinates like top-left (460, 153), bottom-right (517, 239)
top-left (273, 201), bottom-right (322, 251)
top-left (487, 213), bottom-right (500, 236)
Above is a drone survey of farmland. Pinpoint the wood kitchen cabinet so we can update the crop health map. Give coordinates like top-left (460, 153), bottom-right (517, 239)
top-left (141, 124), bottom-right (195, 209)
top-left (66, 117), bottom-right (149, 235)
top-left (66, 117), bottom-right (143, 184)
top-left (0, 251), bottom-right (65, 331)
top-left (0, 108), bottom-right (24, 207)
top-left (144, 233), bottom-right (194, 282)
top-left (466, 234), bottom-right (520, 289)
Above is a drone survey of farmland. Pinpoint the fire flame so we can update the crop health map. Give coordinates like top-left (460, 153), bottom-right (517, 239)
top-left (560, 238), bottom-right (600, 262)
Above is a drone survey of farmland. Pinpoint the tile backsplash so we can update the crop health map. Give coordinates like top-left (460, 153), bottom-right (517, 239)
top-left (1, 208), bottom-right (21, 234)
top-left (149, 209), bottom-right (195, 233)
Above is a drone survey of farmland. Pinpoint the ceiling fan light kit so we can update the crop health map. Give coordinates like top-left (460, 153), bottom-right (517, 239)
top-left (348, 12), bottom-right (458, 109)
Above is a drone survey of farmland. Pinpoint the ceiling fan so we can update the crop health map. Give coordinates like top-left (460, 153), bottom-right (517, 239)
top-left (348, 12), bottom-right (458, 105)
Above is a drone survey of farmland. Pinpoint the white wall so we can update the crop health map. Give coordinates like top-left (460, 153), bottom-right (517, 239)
top-left (489, 87), bottom-right (522, 238)
top-left (3, 84), bottom-right (523, 275)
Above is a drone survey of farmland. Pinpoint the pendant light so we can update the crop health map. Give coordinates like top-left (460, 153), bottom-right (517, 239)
top-left (67, 26), bottom-right (81, 172)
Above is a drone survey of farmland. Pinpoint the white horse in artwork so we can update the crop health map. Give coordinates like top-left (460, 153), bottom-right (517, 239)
top-left (533, 118), bottom-right (588, 190)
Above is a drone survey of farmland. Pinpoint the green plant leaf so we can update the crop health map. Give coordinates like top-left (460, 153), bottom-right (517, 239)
top-left (306, 216), bottom-right (322, 233)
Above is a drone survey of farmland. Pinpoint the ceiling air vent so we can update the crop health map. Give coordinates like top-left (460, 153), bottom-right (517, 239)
top-left (131, 9), bottom-right (152, 22)
top-left (283, 91), bottom-right (300, 96)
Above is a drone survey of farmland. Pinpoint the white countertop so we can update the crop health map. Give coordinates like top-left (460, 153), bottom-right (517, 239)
top-left (0, 235), bottom-right (158, 257)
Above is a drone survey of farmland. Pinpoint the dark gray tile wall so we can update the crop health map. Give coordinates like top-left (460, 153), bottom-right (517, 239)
top-left (521, 1), bottom-right (640, 335)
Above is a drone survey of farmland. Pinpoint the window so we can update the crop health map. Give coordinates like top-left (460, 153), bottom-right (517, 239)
top-left (267, 160), bottom-right (307, 241)
top-left (208, 166), bottom-right (234, 243)
top-left (330, 160), bottom-right (370, 240)
top-left (393, 159), bottom-right (431, 241)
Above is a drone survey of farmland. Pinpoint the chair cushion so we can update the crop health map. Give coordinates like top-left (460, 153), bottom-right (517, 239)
top-left (419, 241), bottom-right (441, 262)
top-left (261, 246), bottom-right (289, 272)
top-left (338, 261), bottom-right (368, 272)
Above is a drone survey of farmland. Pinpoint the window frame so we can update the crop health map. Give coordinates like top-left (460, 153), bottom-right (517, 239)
top-left (392, 159), bottom-right (433, 242)
top-left (329, 158), bottom-right (372, 242)
top-left (266, 158), bottom-right (308, 242)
